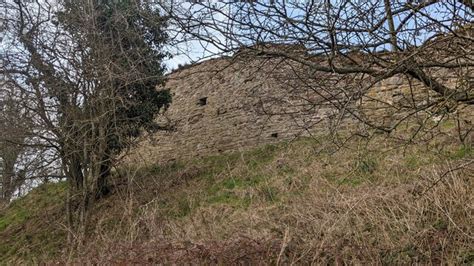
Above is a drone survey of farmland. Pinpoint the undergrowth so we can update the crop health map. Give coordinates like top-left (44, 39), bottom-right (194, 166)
top-left (1, 133), bottom-right (473, 264)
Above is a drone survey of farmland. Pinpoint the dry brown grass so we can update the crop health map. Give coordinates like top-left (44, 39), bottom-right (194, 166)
top-left (59, 131), bottom-right (474, 264)
top-left (2, 121), bottom-right (473, 264)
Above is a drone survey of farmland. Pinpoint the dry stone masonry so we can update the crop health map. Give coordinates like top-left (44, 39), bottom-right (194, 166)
top-left (131, 45), bottom-right (472, 164)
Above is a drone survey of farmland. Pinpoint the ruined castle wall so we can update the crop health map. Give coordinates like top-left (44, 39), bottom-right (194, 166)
top-left (133, 56), bottom-right (335, 163)
top-left (360, 68), bottom-right (473, 126)
top-left (131, 53), bottom-right (473, 164)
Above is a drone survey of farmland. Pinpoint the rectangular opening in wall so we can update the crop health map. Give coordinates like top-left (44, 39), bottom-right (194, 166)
top-left (271, 133), bottom-right (278, 138)
top-left (198, 97), bottom-right (207, 106)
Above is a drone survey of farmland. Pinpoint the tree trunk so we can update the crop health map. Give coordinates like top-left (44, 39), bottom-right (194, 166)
top-left (384, 0), bottom-right (397, 52)
top-left (1, 155), bottom-right (16, 204)
top-left (64, 152), bottom-right (86, 246)
top-left (95, 158), bottom-right (111, 199)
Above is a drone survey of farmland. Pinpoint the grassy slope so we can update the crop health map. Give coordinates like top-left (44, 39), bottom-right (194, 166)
top-left (1, 132), bottom-right (473, 263)
top-left (0, 182), bottom-right (67, 263)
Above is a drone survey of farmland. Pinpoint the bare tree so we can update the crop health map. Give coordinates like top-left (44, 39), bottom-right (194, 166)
top-left (0, 77), bottom-right (61, 207)
top-left (0, 82), bottom-right (28, 207)
top-left (162, 0), bottom-right (473, 141)
top-left (1, 0), bottom-right (171, 244)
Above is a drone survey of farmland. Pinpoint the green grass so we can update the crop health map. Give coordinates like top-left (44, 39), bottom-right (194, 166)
top-left (0, 182), bottom-right (67, 263)
top-left (148, 144), bottom-right (282, 218)
top-left (207, 191), bottom-right (251, 207)
top-left (218, 174), bottom-right (265, 190)
top-left (448, 144), bottom-right (473, 159)
top-left (0, 206), bottom-right (29, 232)
top-left (355, 156), bottom-right (378, 174)
top-left (405, 155), bottom-right (421, 170)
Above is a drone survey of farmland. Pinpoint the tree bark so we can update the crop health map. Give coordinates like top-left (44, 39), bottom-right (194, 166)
top-left (384, 0), bottom-right (398, 52)
top-left (95, 159), bottom-right (111, 199)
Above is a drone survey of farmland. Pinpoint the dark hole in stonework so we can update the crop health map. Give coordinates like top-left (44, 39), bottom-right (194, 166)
top-left (271, 133), bottom-right (278, 138)
top-left (198, 97), bottom-right (207, 106)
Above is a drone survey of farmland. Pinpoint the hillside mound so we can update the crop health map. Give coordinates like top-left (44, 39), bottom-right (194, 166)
top-left (1, 121), bottom-right (473, 264)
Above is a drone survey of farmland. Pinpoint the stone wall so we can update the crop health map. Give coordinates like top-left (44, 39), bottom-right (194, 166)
top-left (131, 49), bottom-right (472, 164)
top-left (132, 54), bottom-right (330, 163)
